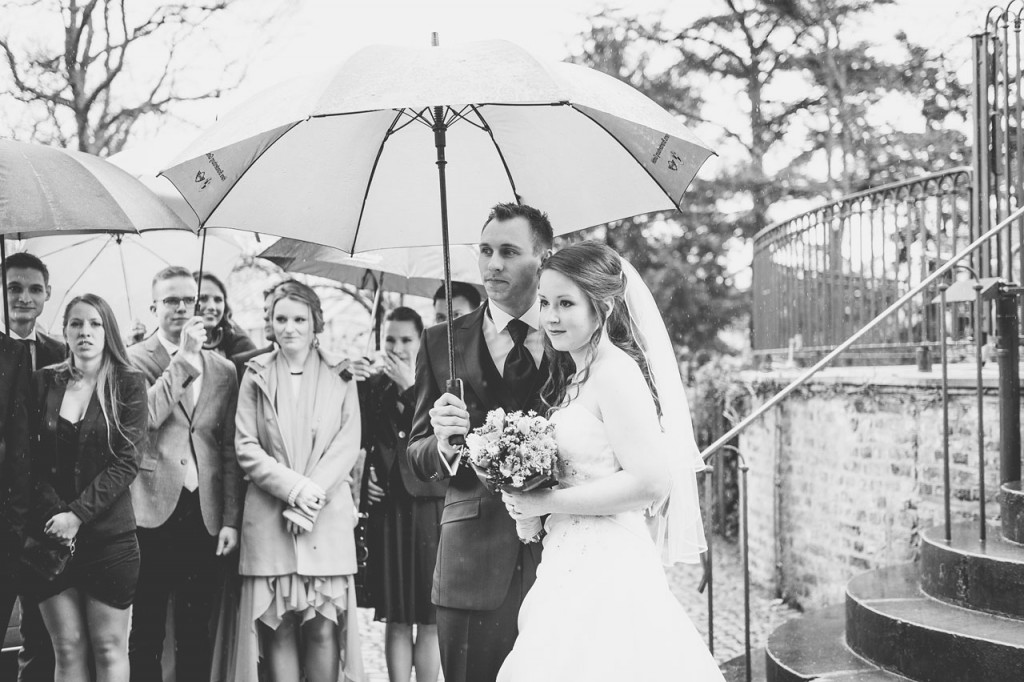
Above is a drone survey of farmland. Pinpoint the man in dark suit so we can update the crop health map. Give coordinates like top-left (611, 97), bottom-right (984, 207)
top-left (4, 251), bottom-right (62, 682)
top-left (127, 266), bottom-right (244, 682)
top-left (408, 203), bottom-right (553, 682)
top-left (0, 337), bottom-right (31, 647)
top-left (3, 252), bottom-right (65, 369)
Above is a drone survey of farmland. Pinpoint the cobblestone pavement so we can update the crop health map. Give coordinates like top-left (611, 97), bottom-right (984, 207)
top-left (358, 538), bottom-right (802, 680)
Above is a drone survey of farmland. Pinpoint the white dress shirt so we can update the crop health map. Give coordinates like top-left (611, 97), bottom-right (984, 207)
top-left (2, 325), bottom-right (39, 370)
top-left (441, 298), bottom-right (544, 475)
top-left (157, 331), bottom-right (202, 491)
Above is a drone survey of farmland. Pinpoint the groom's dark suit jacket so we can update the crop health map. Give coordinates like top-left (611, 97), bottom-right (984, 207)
top-left (408, 305), bottom-right (547, 611)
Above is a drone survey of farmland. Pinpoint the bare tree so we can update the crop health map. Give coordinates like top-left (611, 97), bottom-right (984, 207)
top-left (0, 0), bottom-right (281, 156)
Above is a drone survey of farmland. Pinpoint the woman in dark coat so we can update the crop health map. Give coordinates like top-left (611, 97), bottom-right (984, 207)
top-left (358, 306), bottom-right (446, 682)
top-left (25, 293), bottom-right (147, 682)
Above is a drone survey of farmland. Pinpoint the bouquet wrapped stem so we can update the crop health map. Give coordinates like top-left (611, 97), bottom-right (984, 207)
top-left (461, 408), bottom-right (560, 544)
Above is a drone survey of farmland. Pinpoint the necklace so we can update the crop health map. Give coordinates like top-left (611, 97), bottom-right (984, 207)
top-left (290, 370), bottom-right (303, 375)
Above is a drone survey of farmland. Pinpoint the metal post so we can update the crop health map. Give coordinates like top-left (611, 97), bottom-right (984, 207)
top-left (702, 466), bottom-right (714, 654)
top-left (975, 283), bottom-right (987, 542)
top-left (739, 460), bottom-right (752, 682)
top-left (995, 286), bottom-right (1021, 485)
top-left (972, 32), bottom-right (993, 278)
top-left (940, 285), bottom-right (951, 542)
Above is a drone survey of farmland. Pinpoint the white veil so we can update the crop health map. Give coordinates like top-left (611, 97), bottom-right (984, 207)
top-left (620, 257), bottom-right (708, 565)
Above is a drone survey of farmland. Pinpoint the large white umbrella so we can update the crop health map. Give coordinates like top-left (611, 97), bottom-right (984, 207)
top-left (1, 138), bottom-right (190, 326)
top-left (259, 238), bottom-right (483, 298)
top-left (161, 38), bottom-right (715, 388)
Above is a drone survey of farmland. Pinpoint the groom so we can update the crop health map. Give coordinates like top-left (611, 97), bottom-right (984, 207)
top-left (409, 202), bottom-right (553, 682)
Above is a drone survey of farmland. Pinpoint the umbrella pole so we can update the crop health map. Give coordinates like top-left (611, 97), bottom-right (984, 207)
top-left (432, 84), bottom-right (465, 446)
top-left (1, 237), bottom-right (8, 331)
top-left (195, 227), bottom-right (209, 316)
top-left (430, 32), bottom-right (460, 391)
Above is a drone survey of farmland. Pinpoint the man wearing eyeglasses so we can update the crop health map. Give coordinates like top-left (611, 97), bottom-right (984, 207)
top-left (126, 266), bottom-right (244, 682)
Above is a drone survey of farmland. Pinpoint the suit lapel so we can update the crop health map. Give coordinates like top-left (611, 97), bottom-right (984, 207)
top-left (147, 337), bottom-right (193, 421)
top-left (190, 352), bottom-right (210, 421)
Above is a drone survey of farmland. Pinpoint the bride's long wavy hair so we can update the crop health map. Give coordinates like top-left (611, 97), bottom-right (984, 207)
top-left (539, 241), bottom-right (659, 416)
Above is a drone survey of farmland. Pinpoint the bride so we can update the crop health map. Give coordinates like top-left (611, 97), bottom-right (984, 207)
top-left (497, 241), bottom-right (724, 681)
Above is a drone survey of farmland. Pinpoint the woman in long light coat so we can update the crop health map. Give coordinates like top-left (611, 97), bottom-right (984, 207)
top-left (232, 281), bottom-right (364, 682)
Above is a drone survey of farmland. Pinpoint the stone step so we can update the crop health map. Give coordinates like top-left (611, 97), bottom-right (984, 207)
top-left (721, 648), bottom-right (767, 682)
top-left (1002, 481), bottom-right (1024, 544)
top-left (919, 522), bottom-right (1024, 619)
top-left (764, 604), bottom-right (908, 681)
top-left (846, 563), bottom-right (1024, 682)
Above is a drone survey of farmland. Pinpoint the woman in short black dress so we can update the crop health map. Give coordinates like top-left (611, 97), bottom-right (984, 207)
top-left (25, 294), bottom-right (147, 682)
top-left (358, 307), bottom-right (446, 682)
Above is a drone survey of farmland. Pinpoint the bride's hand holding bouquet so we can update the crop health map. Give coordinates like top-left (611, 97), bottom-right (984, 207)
top-left (460, 407), bottom-right (560, 543)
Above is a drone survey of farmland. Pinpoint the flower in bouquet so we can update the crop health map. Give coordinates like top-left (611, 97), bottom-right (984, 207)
top-left (461, 408), bottom-right (560, 543)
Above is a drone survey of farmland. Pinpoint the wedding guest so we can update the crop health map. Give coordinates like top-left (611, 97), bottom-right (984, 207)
top-left (233, 280), bottom-right (364, 682)
top-left (5, 250), bottom-right (62, 682)
top-left (3, 252), bottom-right (65, 369)
top-left (195, 272), bottom-right (257, 358)
top-left (127, 266), bottom-right (244, 682)
top-left (431, 281), bottom-right (481, 325)
top-left (0, 337), bottom-right (31, 648)
top-left (231, 278), bottom-right (298, 382)
top-left (358, 307), bottom-right (445, 682)
top-left (23, 294), bottom-right (147, 682)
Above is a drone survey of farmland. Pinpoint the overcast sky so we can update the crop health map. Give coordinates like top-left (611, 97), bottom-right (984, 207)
top-left (180, 0), bottom-right (1000, 131)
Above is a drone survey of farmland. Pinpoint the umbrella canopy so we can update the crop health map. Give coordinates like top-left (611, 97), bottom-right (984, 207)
top-left (259, 238), bottom-right (484, 298)
top-left (160, 38), bottom-right (714, 388)
top-left (161, 39), bottom-right (714, 251)
top-left (0, 139), bottom-right (190, 238)
top-left (9, 230), bottom-right (245, 333)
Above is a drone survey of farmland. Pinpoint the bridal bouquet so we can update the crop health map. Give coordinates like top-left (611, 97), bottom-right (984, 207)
top-left (461, 408), bottom-right (559, 543)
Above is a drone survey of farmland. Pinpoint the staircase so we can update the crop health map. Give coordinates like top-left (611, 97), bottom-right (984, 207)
top-left (765, 483), bottom-right (1024, 681)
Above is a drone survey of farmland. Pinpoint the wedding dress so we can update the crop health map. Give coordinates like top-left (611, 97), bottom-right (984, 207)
top-left (496, 401), bottom-right (725, 681)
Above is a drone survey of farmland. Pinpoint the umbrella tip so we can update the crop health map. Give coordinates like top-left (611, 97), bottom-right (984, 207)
top-left (431, 32), bottom-right (439, 47)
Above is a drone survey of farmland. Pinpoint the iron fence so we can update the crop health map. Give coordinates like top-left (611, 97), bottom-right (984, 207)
top-left (752, 168), bottom-right (974, 364)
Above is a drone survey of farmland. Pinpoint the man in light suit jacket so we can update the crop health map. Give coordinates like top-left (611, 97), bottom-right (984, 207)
top-left (408, 203), bottom-right (553, 682)
top-left (127, 266), bottom-right (244, 682)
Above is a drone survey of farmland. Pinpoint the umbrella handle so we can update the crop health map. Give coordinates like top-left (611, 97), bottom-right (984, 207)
top-left (445, 378), bottom-right (465, 447)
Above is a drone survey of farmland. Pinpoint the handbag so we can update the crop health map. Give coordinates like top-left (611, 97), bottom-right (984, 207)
top-left (21, 535), bottom-right (75, 581)
top-left (353, 509), bottom-right (371, 605)
top-left (353, 459), bottom-right (374, 607)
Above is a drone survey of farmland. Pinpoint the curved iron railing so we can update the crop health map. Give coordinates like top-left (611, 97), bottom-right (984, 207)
top-left (703, 202), bottom-right (1024, 681)
top-left (752, 168), bottom-right (974, 364)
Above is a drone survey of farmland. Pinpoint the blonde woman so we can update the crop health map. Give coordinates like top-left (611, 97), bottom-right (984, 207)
top-left (24, 294), bottom-right (147, 682)
top-left (232, 281), bottom-right (364, 682)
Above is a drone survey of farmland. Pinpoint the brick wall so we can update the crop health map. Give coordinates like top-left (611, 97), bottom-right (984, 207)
top-left (739, 370), bottom-right (1002, 609)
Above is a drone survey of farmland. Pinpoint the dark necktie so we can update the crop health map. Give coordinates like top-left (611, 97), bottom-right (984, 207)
top-left (503, 318), bottom-right (538, 406)
top-left (20, 338), bottom-right (35, 370)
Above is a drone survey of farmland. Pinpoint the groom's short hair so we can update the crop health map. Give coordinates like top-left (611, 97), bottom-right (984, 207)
top-left (483, 203), bottom-right (553, 254)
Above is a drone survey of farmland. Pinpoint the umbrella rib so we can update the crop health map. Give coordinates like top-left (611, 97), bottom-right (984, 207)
top-left (350, 109), bottom-right (407, 253)
top-left (568, 104), bottom-right (694, 209)
top-left (468, 105), bottom-right (520, 203)
top-left (172, 120), bottom-right (302, 229)
top-left (52, 235), bottom-right (115, 320)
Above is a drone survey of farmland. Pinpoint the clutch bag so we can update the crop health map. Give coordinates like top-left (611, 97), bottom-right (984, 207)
top-left (21, 536), bottom-right (75, 581)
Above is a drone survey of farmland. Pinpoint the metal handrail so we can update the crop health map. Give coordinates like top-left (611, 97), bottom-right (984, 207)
top-left (752, 166), bottom-right (972, 244)
top-left (701, 202), bottom-right (1024, 462)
